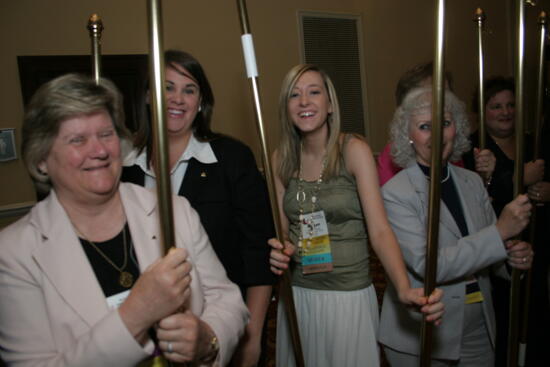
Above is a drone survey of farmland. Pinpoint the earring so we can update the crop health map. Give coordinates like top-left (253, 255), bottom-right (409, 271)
top-left (409, 139), bottom-right (413, 145)
top-left (198, 105), bottom-right (202, 112)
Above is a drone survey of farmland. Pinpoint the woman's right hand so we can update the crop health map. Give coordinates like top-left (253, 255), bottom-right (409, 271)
top-left (524, 159), bottom-right (545, 186)
top-left (268, 238), bottom-right (295, 275)
top-left (119, 247), bottom-right (192, 343)
top-left (496, 194), bottom-right (532, 241)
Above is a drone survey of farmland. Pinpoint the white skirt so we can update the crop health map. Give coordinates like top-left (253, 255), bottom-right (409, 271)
top-left (276, 285), bottom-right (380, 367)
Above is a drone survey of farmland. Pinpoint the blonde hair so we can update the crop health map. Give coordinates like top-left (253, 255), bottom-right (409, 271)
top-left (277, 64), bottom-right (342, 186)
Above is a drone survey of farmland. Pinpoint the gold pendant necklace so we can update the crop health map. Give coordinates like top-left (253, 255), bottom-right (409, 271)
top-left (296, 143), bottom-right (327, 253)
top-left (79, 225), bottom-right (134, 288)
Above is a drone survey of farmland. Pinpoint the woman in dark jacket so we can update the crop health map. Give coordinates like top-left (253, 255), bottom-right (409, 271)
top-left (122, 50), bottom-right (275, 367)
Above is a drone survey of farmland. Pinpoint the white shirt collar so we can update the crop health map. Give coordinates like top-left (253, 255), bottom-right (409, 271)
top-left (130, 134), bottom-right (218, 178)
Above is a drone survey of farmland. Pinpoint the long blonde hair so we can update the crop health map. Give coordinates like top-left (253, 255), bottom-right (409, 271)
top-left (277, 64), bottom-right (342, 186)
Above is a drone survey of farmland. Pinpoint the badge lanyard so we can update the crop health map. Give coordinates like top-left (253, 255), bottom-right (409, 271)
top-left (296, 148), bottom-right (333, 274)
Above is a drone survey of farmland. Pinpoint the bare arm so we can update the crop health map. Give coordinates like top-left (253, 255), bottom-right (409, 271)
top-left (345, 136), bottom-right (416, 302)
top-left (230, 285), bottom-right (273, 367)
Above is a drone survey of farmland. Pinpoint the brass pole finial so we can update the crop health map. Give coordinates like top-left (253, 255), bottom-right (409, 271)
top-left (87, 14), bottom-right (103, 84)
top-left (474, 7), bottom-right (486, 23)
top-left (539, 10), bottom-right (547, 26)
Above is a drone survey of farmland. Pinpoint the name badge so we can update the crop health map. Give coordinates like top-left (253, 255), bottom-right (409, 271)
top-left (465, 278), bottom-right (484, 304)
top-left (299, 210), bottom-right (333, 274)
top-left (106, 289), bottom-right (131, 310)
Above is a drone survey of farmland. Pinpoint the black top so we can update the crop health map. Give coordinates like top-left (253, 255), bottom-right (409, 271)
top-left (463, 132), bottom-right (534, 216)
top-left (79, 224), bottom-right (140, 297)
top-left (418, 163), bottom-right (469, 237)
top-left (122, 135), bottom-right (276, 296)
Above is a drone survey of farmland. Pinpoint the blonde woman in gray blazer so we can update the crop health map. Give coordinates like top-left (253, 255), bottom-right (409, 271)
top-left (378, 87), bottom-right (533, 366)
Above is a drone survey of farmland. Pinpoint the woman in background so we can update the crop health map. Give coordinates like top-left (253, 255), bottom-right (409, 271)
top-left (464, 76), bottom-right (547, 365)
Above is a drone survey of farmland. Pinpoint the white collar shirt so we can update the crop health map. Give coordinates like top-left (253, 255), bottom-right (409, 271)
top-left (132, 134), bottom-right (218, 194)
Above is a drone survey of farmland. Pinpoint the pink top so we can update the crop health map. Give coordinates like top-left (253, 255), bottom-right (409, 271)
top-left (377, 142), bottom-right (465, 186)
top-left (377, 143), bottom-right (401, 186)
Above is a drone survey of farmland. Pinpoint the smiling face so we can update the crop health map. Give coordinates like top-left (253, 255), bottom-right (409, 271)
top-left (287, 70), bottom-right (333, 136)
top-left (39, 110), bottom-right (121, 204)
top-left (409, 108), bottom-right (457, 166)
top-left (164, 64), bottom-right (201, 139)
top-left (485, 89), bottom-right (515, 138)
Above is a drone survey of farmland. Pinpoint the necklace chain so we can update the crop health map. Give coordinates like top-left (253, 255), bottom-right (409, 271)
top-left (424, 166), bottom-right (451, 183)
top-left (296, 144), bottom-right (327, 251)
top-left (77, 224), bottom-right (134, 288)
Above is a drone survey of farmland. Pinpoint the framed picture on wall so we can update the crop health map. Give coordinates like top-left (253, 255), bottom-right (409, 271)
top-left (0, 128), bottom-right (17, 162)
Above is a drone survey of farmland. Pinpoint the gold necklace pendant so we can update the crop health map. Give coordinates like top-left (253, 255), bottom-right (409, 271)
top-left (119, 271), bottom-right (134, 288)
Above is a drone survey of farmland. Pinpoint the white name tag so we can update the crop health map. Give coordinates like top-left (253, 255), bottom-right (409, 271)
top-left (106, 289), bottom-right (131, 310)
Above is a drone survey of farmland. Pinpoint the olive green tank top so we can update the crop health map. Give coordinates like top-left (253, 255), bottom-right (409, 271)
top-left (283, 159), bottom-right (372, 291)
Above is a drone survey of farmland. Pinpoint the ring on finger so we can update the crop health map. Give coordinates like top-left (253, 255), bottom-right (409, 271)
top-left (167, 341), bottom-right (173, 353)
top-left (522, 257), bottom-right (527, 264)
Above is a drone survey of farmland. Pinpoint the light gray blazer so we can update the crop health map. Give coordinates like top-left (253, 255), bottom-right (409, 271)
top-left (0, 183), bottom-right (248, 367)
top-left (378, 164), bottom-right (508, 360)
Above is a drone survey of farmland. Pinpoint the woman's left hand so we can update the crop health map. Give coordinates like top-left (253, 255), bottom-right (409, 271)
top-left (527, 181), bottom-right (550, 203)
top-left (505, 240), bottom-right (533, 270)
top-left (400, 288), bottom-right (445, 326)
top-left (157, 309), bottom-right (217, 363)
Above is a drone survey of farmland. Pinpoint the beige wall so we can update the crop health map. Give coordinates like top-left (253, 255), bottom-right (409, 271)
top-left (1, 0), bottom-right (548, 211)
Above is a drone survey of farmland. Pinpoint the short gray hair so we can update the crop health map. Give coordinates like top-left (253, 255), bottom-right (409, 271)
top-left (22, 73), bottom-right (129, 193)
top-left (390, 87), bottom-right (470, 168)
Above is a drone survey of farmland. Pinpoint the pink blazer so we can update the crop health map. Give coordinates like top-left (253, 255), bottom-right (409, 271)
top-left (0, 183), bottom-right (248, 367)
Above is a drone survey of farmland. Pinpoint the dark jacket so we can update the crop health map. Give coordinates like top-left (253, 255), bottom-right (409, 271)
top-left (122, 136), bottom-right (276, 295)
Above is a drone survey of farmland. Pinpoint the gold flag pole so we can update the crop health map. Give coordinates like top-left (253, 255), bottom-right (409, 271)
top-left (518, 10), bottom-right (547, 367)
top-left (235, 1), bottom-right (305, 366)
top-left (474, 8), bottom-right (486, 151)
top-left (146, 0), bottom-right (175, 255)
top-left (420, 1), bottom-right (446, 366)
top-left (87, 14), bottom-right (103, 85)
top-left (508, 1), bottom-right (530, 366)
top-left (533, 11), bottom-right (547, 163)
top-left (146, 1), bottom-right (175, 366)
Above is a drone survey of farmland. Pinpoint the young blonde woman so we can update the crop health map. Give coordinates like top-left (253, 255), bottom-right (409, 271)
top-left (268, 64), bottom-right (444, 367)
